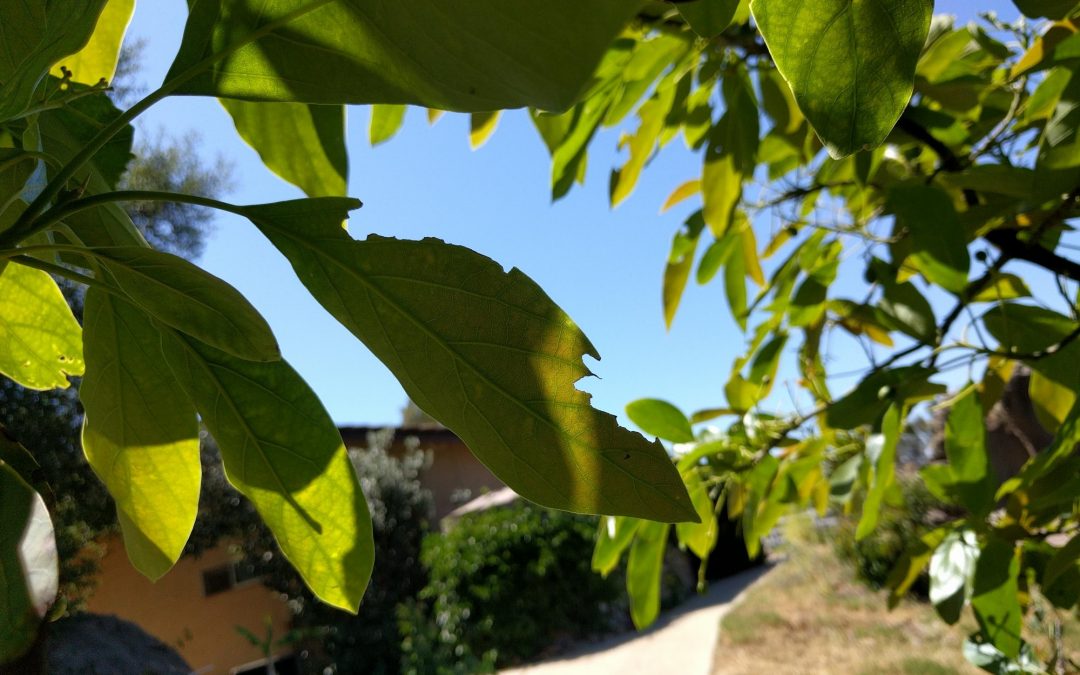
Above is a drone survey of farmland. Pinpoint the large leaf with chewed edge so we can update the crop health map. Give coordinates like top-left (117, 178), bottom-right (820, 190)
top-left (751, 0), bottom-right (933, 157)
top-left (0, 461), bottom-right (57, 664)
top-left (49, 0), bottom-right (134, 86)
top-left (221, 101), bottom-right (348, 197)
top-left (240, 198), bottom-right (697, 523)
top-left (166, 0), bottom-right (643, 113)
top-left (80, 290), bottom-right (201, 581)
top-left (158, 328), bottom-right (373, 611)
top-left (0, 262), bottom-right (84, 390)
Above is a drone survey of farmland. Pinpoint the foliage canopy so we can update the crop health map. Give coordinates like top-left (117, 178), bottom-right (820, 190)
top-left (1, 1), bottom-right (1079, 671)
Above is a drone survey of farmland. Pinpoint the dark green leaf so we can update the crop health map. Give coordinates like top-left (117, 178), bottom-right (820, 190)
top-left (751, 0), bottom-right (933, 157)
top-left (0, 2), bottom-right (107, 119)
top-left (0, 262), bottom-right (84, 390)
top-left (159, 330), bottom-right (374, 612)
top-left (983, 304), bottom-right (1080, 392)
top-left (0, 462), bottom-right (57, 664)
top-left (674, 0), bottom-right (740, 39)
top-left (1044, 533), bottom-right (1080, 591)
top-left (469, 111), bottom-right (501, 150)
top-left (244, 198), bottom-right (697, 522)
top-left (626, 399), bottom-right (695, 443)
top-left (37, 81), bottom-right (133, 190)
top-left (702, 65), bottom-right (758, 236)
top-left (1013, 0), bottom-right (1080, 19)
top-left (971, 537), bottom-right (1022, 659)
top-left (888, 185), bottom-right (969, 294)
top-left (626, 520), bottom-right (670, 629)
top-left (80, 290), bottom-right (201, 580)
top-left (222, 101), bottom-right (348, 197)
top-left (167, 0), bottom-right (641, 112)
top-left (826, 366), bottom-right (942, 429)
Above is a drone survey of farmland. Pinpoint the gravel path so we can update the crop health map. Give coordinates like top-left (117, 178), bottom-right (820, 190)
top-left (500, 565), bottom-right (769, 675)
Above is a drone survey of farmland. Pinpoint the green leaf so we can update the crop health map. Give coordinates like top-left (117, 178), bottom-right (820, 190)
top-left (971, 537), bottom-right (1022, 659)
top-left (0, 262), bottom-right (84, 390)
top-left (0, 461), bottom-right (57, 664)
top-left (49, 0), bottom-right (134, 86)
top-left (221, 101), bottom-right (348, 197)
top-left (86, 246), bottom-right (279, 362)
top-left (0, 2), bottom-right (107, 119)
top-left (242, 198), bottom-right (697, 522)
top-left (1034, 66), bottom-right (1080, 200)
top-left (751, 0), bottom-right (933, 157)
top-left (592, 516), bottom-right (642, 577)
top-left (80, 290), bottom-right (201, 581)
top-left (1013, 0), bottom-right (1080, 19)
top-left (885, 527), bottom-right (949, 608)
top-left (856, 403), bottom-right (903, 540)
top-left (612, 84), bottom-right (676, 207)
top-left (167, 0), bottom-right (642, 113)
top-left (702, 65), bottom-right (758, 236)
top-left (158, 331), bottom-right (374, 612)
top-left (1044, 533), bottom-right (1080, 592)
top-left (930, 529), bottom-right (979, 625)
top-left (626, 399), bottom-right (695, 443)
top-left (724, 246), bottom-right (748, 330)
top-left (37, 81), bottom-right (134, 191)
top-left (970, 273), bottom-right (1031, 302)
top-left (626, 520), bottom-right (670, 629)
top-left (983, 304), bottom-right (1080, 392)
top-left (664, 211), bottom-right (705, 328)
top-left (675, 0), bottom-right (741, 39)
top-left (469, 111), bottom-right (501, 150)
top-left (369, 104), bottom-right (406, 147)
top-left (872, 260), bottom-right (937, 343)
top-left (888, 185), bottom-right (969, 294)
top-left (676, 469), bottom-right (718, 559)
top-left (826, 366), bottom-right (943, 429)
top-left (944, 387), bottom-right (995, 516)
top-left (696, 230), bottom-right (739, 285)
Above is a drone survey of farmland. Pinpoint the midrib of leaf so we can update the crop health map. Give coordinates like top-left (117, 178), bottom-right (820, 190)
top-left (271, 229), bottom-right (686, 514)
top-left (167, 330), bottom-right (322, 534)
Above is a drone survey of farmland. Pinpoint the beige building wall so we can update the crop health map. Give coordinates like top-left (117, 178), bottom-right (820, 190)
top-left (86, 535), bottom-right (292, 675)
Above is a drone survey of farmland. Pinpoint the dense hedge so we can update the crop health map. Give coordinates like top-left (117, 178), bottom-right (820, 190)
top-left (400, 503), bottom-right (624, 672)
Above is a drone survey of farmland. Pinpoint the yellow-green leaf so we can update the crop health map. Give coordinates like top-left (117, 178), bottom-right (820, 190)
top-left (0, 261), bottom-right (83, 390)
top-left (469, 111), bottom-right (501, 150)
top-left (676, 469), bottom-right (717, 559)
top-left (369, 104), bottom-right (406, 147)
top-left (159, 330), bottom-right (374, 612)
top-left (751, 0), bottom-right (933, 157)
top-left (664, 211), bottom-right (705, 328)
top-left (660, 179), bottom-right (701, 213)
top-left (592, 515), bottom-right (642, 577)
top-left (627, 520), bottom-right (670, 629)
top-left (626, 398), bottom-right (695, 443)
top-left (221, 101), bottom-right (347, 197)
top-left (80, 290), bottom-right (200, 580)
top-left (970, 273), bottom-right (1032, 302)
top-left (856, 403), bottom-right (903, 540)
top-left (48, 0), bottom-right (134, 86)
top-left (243, 198), bottom-right (697, 523)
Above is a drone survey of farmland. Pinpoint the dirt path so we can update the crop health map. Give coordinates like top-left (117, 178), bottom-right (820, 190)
top-left (500, 566), bottom-right (770, 675)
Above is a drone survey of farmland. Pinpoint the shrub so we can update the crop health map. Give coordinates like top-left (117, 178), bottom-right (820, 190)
top-left (400, 502), bottom-right (623, 671)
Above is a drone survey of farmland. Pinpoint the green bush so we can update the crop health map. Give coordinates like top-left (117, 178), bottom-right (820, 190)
top-left (400, 502), bottom-right (623, 672)
top-left (832, 474), bottom-right (947, 593)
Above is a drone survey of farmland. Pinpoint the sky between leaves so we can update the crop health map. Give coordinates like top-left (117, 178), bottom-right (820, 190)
top-left (127, 0), bottom-right (1026, 429)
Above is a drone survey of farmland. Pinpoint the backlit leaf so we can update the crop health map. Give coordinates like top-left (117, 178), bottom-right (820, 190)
top-left (369, 104), bottom-right (406, 147)
top-left (626, 520), bottom-right (669, 629)
top-left (970, 273), bottom-right (1031, 302)
top-left (159, 330), bottom-right (374, 611)
top-left (243, 198), bottom-right (697, 522)
top-left (751, 0), bottom-right (933, 157)
top-left (626, 399), bottom-right (695, 444)
top-left (702, 65), bottom-right (758, 236)
top-left (222, 101), bottom-right (348, 197)
top-left (592, 515), bottom-right (642, 577)
top-left (983, 304), bottom-right (1080, 391)
top-left (0, 262), bottom-right (84, 390)
top-left (888, 185), bottom-right (969, 294)
top-left (167, 0), bottom-right (641, 113)
top-left (856, 403), bottom-right (903, 540)
top-left (971, 537), bottom-right (1022, 659)
top-left (676, 469), bottom-right (717, 559)
top-left (661, 179), bottom-right (701, 213)
top-left (664, 211), bottom-right (705, 328)
top-left (675, 0), bottom-right (740, 38)
top-left (80, 291), bottom-right (201, 580)
top-left (944, 387), bottom-right (995, 516)
top-left (48, 0), bottom-right (134, 86)
top-left (469, 111), bottom-right (501, 150)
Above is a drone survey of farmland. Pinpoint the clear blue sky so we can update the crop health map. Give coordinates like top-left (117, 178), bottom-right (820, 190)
top-left (125, 0), bottom-right (1028, 428)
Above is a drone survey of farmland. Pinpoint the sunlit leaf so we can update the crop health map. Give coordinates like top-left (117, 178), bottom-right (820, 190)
top-left (676, 469), bottom-right (717, 559)
top-left (0, 461), bottom-right (57, 664)
top-left (888, 185), bottom-right (969, 294)
top-left (751, 0), bottom-right (933, 157)
top-left (702, 65), bottom-right (758, 236)
top-left (0, 2), bottom-right (107, 119)
top-left (885, 527), bottom-right (949, 608)
top-left (243, 198), bottom-right (698, 522)
top-left (930, 528), bottom-right (979, 625)
top-left (661, 179), bottom-right (701, 213)
top-left (971, 537), bottom-right (1022, 659)
top-left (944, 387), bottom-right (995, 517)
top-left (970, 273), bottom-right (1031, 302)
top-left (0, 262), bottom-right (83, 390)
top-left (612, 85), bottom-right (675, 207)
top-left (592, 515), bottom-right (642, 577)
top-left (664, 211), bottom-right (705, 328)
top-left (222, 101), bottom-right (348, 197)
top-left (369, 104), bottom-right (406, 147)
top-left (80, 290), bottom-right (201, 580)
top-left (626, 399), bottom-right (695, 443)
top-left (626, 520), bottom-right (669, 629)
top-left (167, 0), bottom-right (641, 113)
top-left (48, 0), bottom-right (134, 86)
top-left (856, 403), bottom-right (903, 540)
top-left (159, 330), bottom-right (374, 611)
top-left (469, 111), bottom-right (501, 150)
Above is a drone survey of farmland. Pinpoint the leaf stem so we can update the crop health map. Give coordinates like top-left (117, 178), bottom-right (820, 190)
top-left (7, 254), bottom-right (104, 289)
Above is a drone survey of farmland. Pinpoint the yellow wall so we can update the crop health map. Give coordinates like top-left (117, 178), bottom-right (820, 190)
top-left (86, 536), bottom-right (292, 675)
